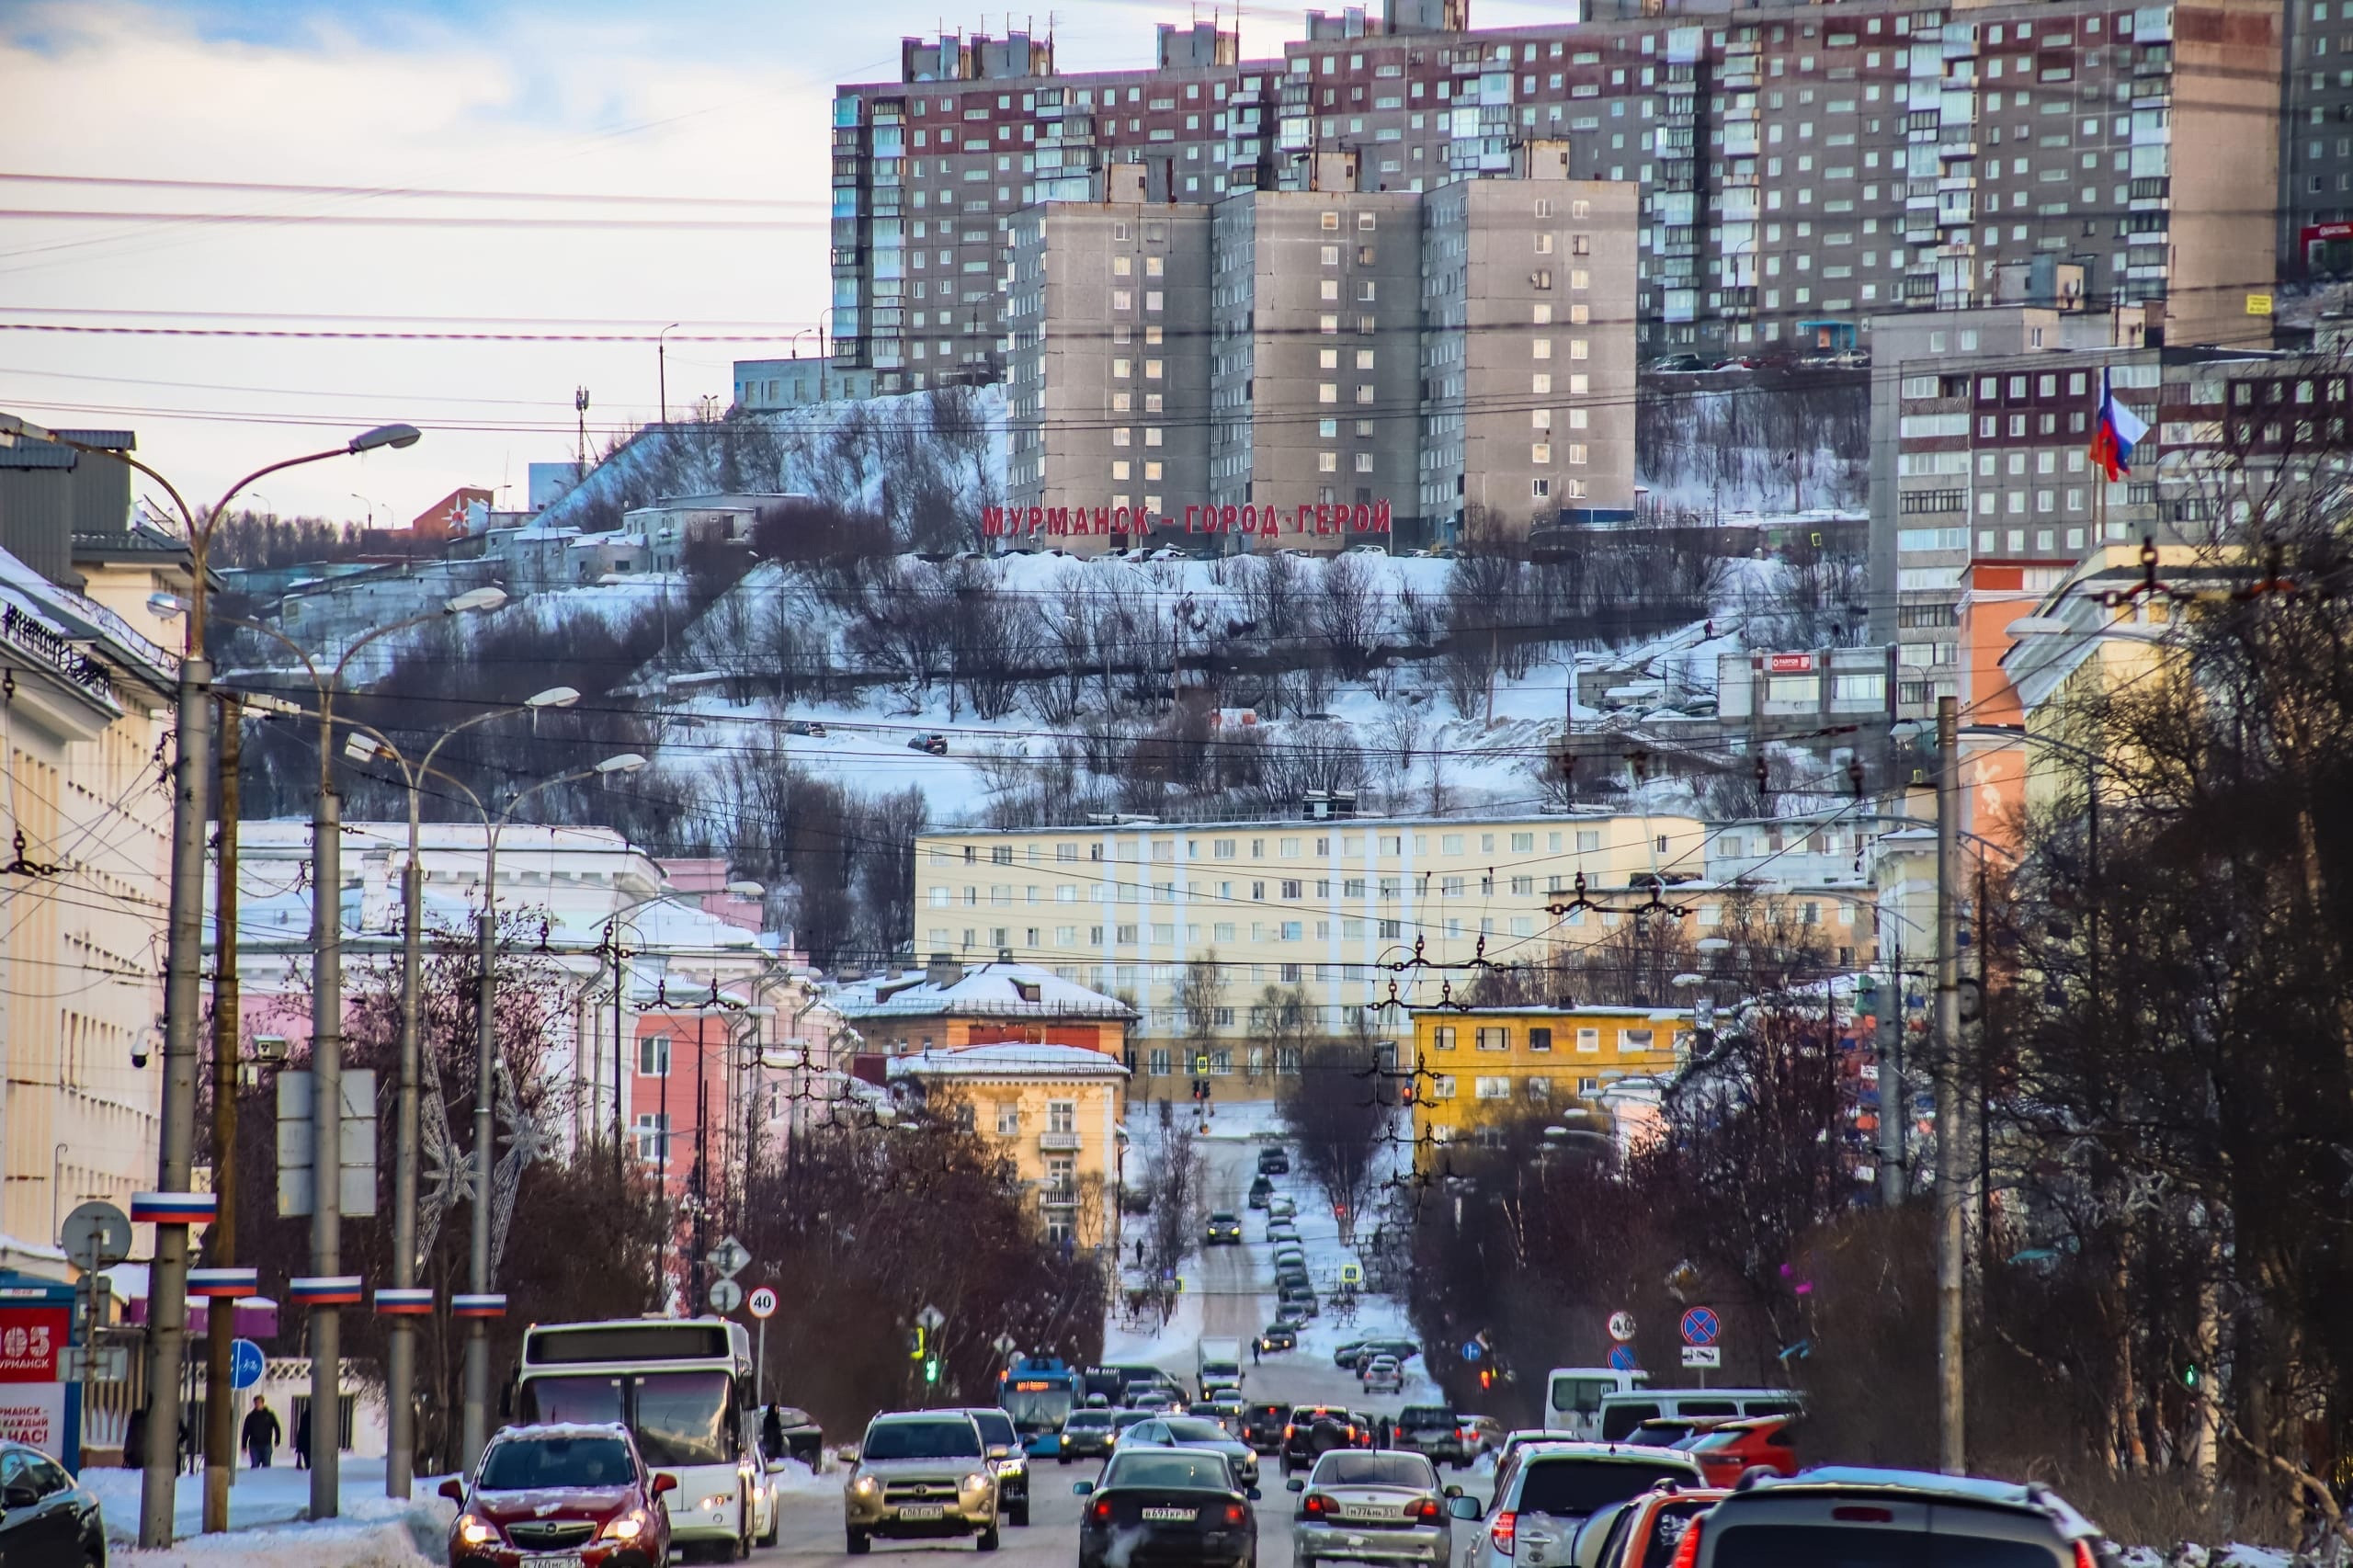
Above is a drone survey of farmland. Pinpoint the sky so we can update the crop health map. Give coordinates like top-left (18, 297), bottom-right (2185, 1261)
top-left (0, 0), bottom-right (1562, 525)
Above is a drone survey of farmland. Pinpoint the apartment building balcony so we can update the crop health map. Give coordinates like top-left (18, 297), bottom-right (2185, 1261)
top-left (1721, 66), bottom-right (1759, 89)
top-left (2129, 176), bottom-right (2170, 205)
top-left (1656, 228), bottom-right (1699, 259)
top-left (1903, 216), bottom-right (1938, 244)
top-left (1721, 163), bottom-right (1759, 187)
top-left (1719, 286), bottom-right (1756, 318)
top-left (1039, 1130), bottom-right (1083, 1153)
top-left (1039, 1186), bottom-right (1080, 1210)
top-left (1938, 171), bottom-right (1976, 193)
top-left (1900, 274), bottom-right (1937, 301)
top-left (1938, 137), bottom-right (1977, 160)
top-left (2131, 77), bottom-right (2171, 103)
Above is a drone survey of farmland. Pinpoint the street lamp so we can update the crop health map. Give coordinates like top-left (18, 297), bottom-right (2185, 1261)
top-left (461, 749), bottom-right (648, 1475)
top-left (0, 410), bottom-right (422, 1547)
top-left (329, 685), bottom-right (578, 1498)
top-left (169, 584), bottom-right (504, 1520)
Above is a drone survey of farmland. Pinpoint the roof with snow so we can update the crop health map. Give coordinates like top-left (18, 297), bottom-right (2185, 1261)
top-left (833, 960), bottom-right (1136, 1022)
top-left (886, 1040), bottom-right (1131, 1081)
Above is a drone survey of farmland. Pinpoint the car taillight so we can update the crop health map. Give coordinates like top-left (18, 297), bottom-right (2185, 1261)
top-left (1302, 1494), bottom-right (1330, 1518)
top-left (1224, 1504), bottom-right (1247, 1526)
top-left (1489, 1510), bottom-right (1518, 1556)
top-left (1668, 1517), bottom-right (1702, 1568)
top-left (1414, 1498), bottom-right (1441, 1523)
top-left (2073, 1546), bottom-right (2099, 1568)
top-left (1092, 1499), bottom-right (1112, 1523)
top-left (1284, 1425), bottom-right (1296, 1441)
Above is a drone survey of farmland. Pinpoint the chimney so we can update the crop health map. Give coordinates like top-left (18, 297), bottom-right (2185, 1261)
top-left (926, 952), bottom-right (965, 989)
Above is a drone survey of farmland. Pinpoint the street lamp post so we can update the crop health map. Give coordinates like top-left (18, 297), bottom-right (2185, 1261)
top-left (460, 750), bottom-right (648, 1475)
top-left (338, 685), bottom-right (579, 1496)
top-left (0, 412), bottom-right (420, 1548)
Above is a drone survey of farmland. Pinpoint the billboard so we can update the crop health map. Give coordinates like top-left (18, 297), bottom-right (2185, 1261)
top-left (982, 499), bottom-right (1392, 540)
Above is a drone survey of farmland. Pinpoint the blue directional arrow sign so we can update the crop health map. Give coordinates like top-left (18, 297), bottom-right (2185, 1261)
top-left (1461, 1340), bottom-right (1483, 1362)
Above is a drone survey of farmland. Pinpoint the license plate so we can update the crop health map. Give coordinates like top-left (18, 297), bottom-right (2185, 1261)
top-left (520, 1556), bottom-right (585, 1568)
top-left (1141, 1506), bottom-right (1197, 1522)
top-left (1341, 1507), bottom-right (1392, 1521)
top-left (899, 1504), bottom-right (946, 1520)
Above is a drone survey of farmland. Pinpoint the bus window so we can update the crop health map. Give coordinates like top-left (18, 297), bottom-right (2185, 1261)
top-left (636, 1371), bottom-right (734, 1468)
top-left (518, 1375), bottom-right (625, 1427)
top-left (1552, 1377), bottom-right (1615, 1417)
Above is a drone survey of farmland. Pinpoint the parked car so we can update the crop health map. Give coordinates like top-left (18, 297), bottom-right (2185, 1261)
top-left (1204, 1210), bottom-right (1245, 1245)
top-left (1267, 1196), bottom-right (1297, 1220)
top-left (961, 1406), bottom-right (1031, 1527)
top-left (1074, 1449), bottom-right (1260, 1568)
top-left (446, 1422), bottom-right (676, 1568)
top-left (1242, 1403), bottom-right (1291, 1453)
top-left (1335, 1338), bottom-right (1418, 1373)
top-left (1648, 353), bottom-right (1709, 373)
top-left (1257, 1147), bottom-right (1290, 1176)
top-left (1289, 1448), bottom-right (1456, 1568)
top-left (1680, 1414), bottom-right (1801, 1487)
top-left (1058, 1409), bottom-right (1120, 1461)
top-left (1267, 1221), bottom-right (1302, 1244)
top-left (1449, 1442), bottom-right (1704, 1568)
top-left (768, 1404), bottom-right (826, 1469)
top-left (0, 1439), bottom-right (107, 1568)
top-left (906, 733), bottom-right (949, 756)
top-left (843, 1410), bottom-right (1000, 1554)
top-left (1578, 1486), bottom-right (1727, 1568)
top-left (1361, 1356), bottom-right (1404, 1395)
top-left (784, 719), bottom-right (828, 737)
top-left (1673, 1468), bottom-right (2115, 1566)
top-left (1710, 356), bottom-right (1762, 372)
top-left (1258, 1324), bottom-right (1300, 1355)
top-left (1117, 1415), bottom-right (1263, 1491)
top-left (1277, 1280), bottom-right (1317, 1318)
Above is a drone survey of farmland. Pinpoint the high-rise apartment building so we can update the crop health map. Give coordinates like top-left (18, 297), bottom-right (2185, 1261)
top-left (831, 0), bottom-right (2297, 389)
top-left (1421, 145), bottom-right (1642, 533)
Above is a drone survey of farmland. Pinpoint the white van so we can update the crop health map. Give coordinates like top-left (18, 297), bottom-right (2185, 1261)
top-left (1597, 1387), bottom-right (1800, 1443)
top-left (1541, 1367), bottom-right (1649, 1438)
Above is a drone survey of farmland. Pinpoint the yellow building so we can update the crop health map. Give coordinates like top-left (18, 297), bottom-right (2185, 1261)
top-left (886, 1042), bottom-right (1129, 1251)
top-left (1406, 1006), bottom-right (1693, 1167)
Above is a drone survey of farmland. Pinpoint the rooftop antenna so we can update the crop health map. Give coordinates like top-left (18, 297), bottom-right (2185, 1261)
top-left (574, 386), bottom-right (591, 481)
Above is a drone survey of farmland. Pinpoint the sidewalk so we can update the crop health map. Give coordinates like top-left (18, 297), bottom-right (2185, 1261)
top-left (85, 1459), bottom-right (456, 1566)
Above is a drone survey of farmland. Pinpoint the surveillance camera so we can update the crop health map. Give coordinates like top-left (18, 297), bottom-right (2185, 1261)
top-left (131, 1044), bottom-right (150, 1069)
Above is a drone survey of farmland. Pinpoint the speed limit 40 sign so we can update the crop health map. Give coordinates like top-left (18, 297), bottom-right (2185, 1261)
top-left (747, 1286), bottom-right (779, 1320)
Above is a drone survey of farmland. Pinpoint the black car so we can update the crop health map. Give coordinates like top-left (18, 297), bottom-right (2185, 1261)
top-left (768, 1403), bottom-right (825, 1468)
top-left (1256, 1147), bottom-right (1290, 1176)
top-left (1247, 1175), bottom-right (1274, 1209)
top-left (1240, 1403), bottom-right (1290, 1454)
top-left (964, 1406), bottom-right (1030, 1526)
top-left (1077, 1449), bottom-right (1259, 1568)
top-left (0, 1440), bottom-right (106, 1565)
top-left (1257, 1324), bottom-right (1299, 1354)
top-left (1333, 1337), bottom-right (1419, 1372)
top-left (908, 733), bottom-right (949, 755)
top-left (784, 719), bottom-right (828, 736)
top-left (1059, 1409), bottom-right (1120, 1460)
top-left (1204, 1210), bottom-right (1245, 1246)
top-left (1279, 1405), bottom-right (1362, 1475)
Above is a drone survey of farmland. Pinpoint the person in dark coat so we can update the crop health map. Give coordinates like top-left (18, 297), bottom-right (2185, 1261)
top-left (121, 1408), bottom-right (146, 1469)
top-left (294, 1403), bottom-right (312, 1471)
top-left (242, 1397), bottom-right (280, 1469)
top-left (761, 1404), bottom-right (785, 1463)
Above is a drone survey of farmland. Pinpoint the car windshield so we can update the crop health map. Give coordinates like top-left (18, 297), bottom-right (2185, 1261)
top-left (480, 1435), bottom-right (634, 1491)
top-left (1106, 1453), bottom-right (1234, 1492)
top-left (1164, 1419), bottom-right (1230, 1442)
top-left (969, 1411), bottom-right (1017, 1446)
top-left (1518, 1460), bottom-right (1696, 1517)
top-left (1317, 1453), bottom-right (1437, 1489)
top-left (633, 1372), bottom-right (733, 1468)
top-left (1711, 1527), bottom-right (2065, 1567)
top-left (864, 1418), bottom-right (981, 1460)
top-left (1399, 1409), bottom-right (1452, 1430)
top-left (1067, 1413), bottom-right (1114, 1430)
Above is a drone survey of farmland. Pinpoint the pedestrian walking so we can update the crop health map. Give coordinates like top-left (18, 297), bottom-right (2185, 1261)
top-left (1252, 1338), bottom-right (1262, 1366)
top-left (242, 1397), bottom-right (280, 1470)
top-left (294, 1404), bottom-right (312, 1471)
top-left (761, 1403), bottom-right (785, 1464)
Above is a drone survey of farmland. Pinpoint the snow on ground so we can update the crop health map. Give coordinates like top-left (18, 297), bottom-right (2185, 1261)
top-left (767, 1456), bottom-right (842, 1499)
top-left (91, 1458), bottom-right (454, 1567)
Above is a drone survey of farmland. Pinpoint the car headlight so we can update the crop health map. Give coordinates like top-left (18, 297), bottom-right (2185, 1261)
top-left (700, 1491), bottom-right (737, 1511)
top-left (962, 1472), bottom-right (991, 1494)
top-left (457, 1514), bottom-right (495, 1547)
top-left (600, 1512), bottom-right (648, 1541)
top-left (852, 1474), bottom-right (881, 1497)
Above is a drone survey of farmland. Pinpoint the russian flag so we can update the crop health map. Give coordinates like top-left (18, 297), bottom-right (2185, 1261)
top-left (187, 1267), bottom-right (259, 1299)
top-left (374, 1287), bottom-right (437, 1316)
top-left (286, 1275), bottom-right (366, 1306)
top-left (2088, 365), bottom-right (2151, 481)
top-left (450, 1293), bottom-right (508, 1319)
top-left (131, 1191), bottom-right (219, 1225)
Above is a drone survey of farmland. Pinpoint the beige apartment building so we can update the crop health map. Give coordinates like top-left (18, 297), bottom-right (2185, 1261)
top-left (913, 811), bottom-right (1708, 1076)
top-left (1421, 145), bottom-right (1639, 535)
top-left (1004, 166), bottom-right (1214, 551)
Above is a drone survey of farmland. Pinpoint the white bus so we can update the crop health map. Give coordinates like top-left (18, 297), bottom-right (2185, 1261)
top-left (1542, 1365), bottom-right (1651, 1438)
top-left (514, 1317), bottom-right (774, 1557)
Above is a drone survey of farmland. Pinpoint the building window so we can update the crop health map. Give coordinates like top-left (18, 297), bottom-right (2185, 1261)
top-left (996, 1103), bottom-right (1021, 1136)
top-left (1431, 1026), bottom-right (1456, 1051)
top-left (1576, 1028), bottom-right (1600, 1052)
top-left (1474, 1027), bottom-right (1510, 1051)
top-left (1147, 1047), bottom-right (1172, 1076)
top-left (1474, 1075), bottom-right (1512, 1099)
top-left (1529, 1027), bottom-right (1552, 1052)
top-left (638, 1037), bottom-right (669, 1076)
top-left (633, 1114), bottom-right (669, 1163)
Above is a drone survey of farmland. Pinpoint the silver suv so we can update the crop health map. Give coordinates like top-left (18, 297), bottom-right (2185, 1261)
top-left (1448, 1443), bottom-right (1702, 1568)
top-left (845, 1412), bottom-right (1001, 1553)
top-left (1676, 1467), bottom-right (2119, 1566)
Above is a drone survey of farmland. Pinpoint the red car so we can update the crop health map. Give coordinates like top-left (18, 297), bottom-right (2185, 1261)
top-left (1680, 1414), bottom-right (1799, 1487)
top-left (443, 1422), bottom-right (676, 1568)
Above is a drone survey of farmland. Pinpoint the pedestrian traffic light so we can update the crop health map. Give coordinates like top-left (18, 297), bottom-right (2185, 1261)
top-left (923, 1356), bottom-right (941, 1385)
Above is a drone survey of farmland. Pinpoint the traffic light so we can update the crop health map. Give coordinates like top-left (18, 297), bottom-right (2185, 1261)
top-left (1478, 1366), bottom-right (1495, 1391)
top-left (2180, 1361), bottom-right (2201, 1391)
top-left (923, 1356), bottom-right (942, 1386)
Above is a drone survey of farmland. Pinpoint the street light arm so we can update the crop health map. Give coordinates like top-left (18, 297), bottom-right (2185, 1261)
top-left (208, 608), bottom-right (329, 693)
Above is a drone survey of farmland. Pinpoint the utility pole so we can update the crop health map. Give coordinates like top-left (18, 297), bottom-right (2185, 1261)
top-left (462, 896), bottom-right (497, 1475)
top-left (309, 759), bottom-right (344, 1517)
top-left (202, 697), bottom-right (241, 1534)
top-left (1877, 939), bottom-right (1905, 1209)
top-left (1932, 695), bottom-right (1965, 1475)
top-left (690, 1007), bottom-right (711, 1313)
top-left (386, 816), bottom-right (423, 1498)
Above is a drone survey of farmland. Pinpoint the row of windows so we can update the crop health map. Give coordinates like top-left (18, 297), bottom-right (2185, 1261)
top-left (943, 828), bottom-right (1615, 864)
top-left (1424, 1074), bottom-right (1611, 1102)
top-left (1427, 1024), bottom-right (1684, 1054)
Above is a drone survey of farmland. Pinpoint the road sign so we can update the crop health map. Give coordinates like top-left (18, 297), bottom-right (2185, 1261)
top-left (1679, 1306), bottom-right (1721, 1347)
top-left (991, 1334), bottom-right (1016, 1358)
top-left (230, 1338), bottom-right (266, 1391)
top-left (60, 1201), bottom-right (131, 1272)
top-left (1461, 1340), bottom-right (1482, 1363)
top-left (749, 1288), bottom-right (779, 1322)
top-left (709, 1278), bottom-right (745, 1314)
top-left (1608, 1345), bottom-right (1639, 1372)
top-left (916, 1303), bottom-right (945, 1333)
top-left (1681, 1346), bottom-right (1722, 1369)
top-left (708, 1236), bottom-right (751, 1281)
top-left (64, 1346), bottom-right (129, 1383)
top-left (1608, 1311), bottom-right (1637, 1344)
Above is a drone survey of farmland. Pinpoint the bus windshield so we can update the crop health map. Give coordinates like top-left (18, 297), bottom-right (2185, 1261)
top-left (1001, 1382), bottom-right (1075, 1433)
top-left (519, 1375), bottom-right (626, 1426)
top-left (634, 1371), bottom-right (733, 1468)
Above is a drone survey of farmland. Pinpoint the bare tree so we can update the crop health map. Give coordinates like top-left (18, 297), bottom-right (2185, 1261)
top-left (1280, 1040), bottom-right (1396, 1235)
